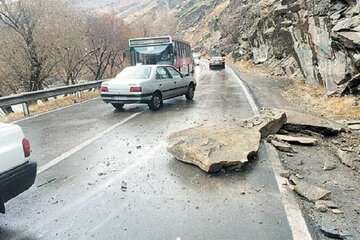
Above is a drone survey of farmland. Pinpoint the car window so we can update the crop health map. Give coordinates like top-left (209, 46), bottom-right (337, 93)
top-left (116, 66), bottom-right (152, 79)
top-left (166, 67), bottom-right (183, 80)
top-left (156, 67), bottom-right (171, 80)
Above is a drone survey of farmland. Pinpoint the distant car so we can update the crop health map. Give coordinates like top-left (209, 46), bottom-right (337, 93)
top-left (0, 123), bottom-right (37, 214)
top-left (100, 65), bottom-right (197, 111)
top-left (209, 56), bottom-right (225, 70)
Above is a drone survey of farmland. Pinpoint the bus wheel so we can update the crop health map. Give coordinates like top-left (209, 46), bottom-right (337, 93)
top-left (185, 85), bottom-right (195, 101)
top-left (149, 92), bottom-right (163, 111)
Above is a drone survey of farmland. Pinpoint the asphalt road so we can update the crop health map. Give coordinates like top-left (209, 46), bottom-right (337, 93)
top-left (0, 64), bottom-right (294, 240)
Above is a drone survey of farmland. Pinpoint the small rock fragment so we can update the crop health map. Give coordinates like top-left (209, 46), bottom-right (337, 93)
top-left (121, 181), bottom-right (127, 192)
top-left (270, 139), bottom-right (296, 153)
top-left (348, 124), bottom-right (360, 130)
top-left (316, 200), bottom-right (339, 209)
top-left (272, 134), bottom-right (318, 146)
top-left (320, 226), bottom-right (350, 239)
top-left (315, 201), bottom-right (328, 212)
top-left (280, 170), bottom-right (290, 178)
top-left (323, 160), bottom-right (337, 171)
top-left (291, 177), bottom-right (331, 202)
top-left (332, 209), bottom-right (344, 214)
top-left (336, 149), bottom-right (360, 170)
top-left (295, 174), bottom-right (304, 179)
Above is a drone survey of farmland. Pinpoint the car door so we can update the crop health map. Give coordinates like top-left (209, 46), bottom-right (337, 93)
top-left (166, 66), bottom-right (188, 96)
top-left (155, 66), bottom-right (176, 99)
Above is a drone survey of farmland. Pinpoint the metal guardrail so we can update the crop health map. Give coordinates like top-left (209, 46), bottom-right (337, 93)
top-left (0, 80), bottom-right (103, 116)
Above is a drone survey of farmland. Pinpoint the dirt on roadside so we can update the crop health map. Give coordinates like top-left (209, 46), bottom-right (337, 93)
top-left (277, 128), bottom-right (360, 240)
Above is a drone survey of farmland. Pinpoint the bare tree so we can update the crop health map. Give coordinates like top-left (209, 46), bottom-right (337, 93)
top-left (49, 9), bottom-right (95, 85)
top-left (0, 0), bottom-right (61, 91)
top-left (85, 14), bottom-right (130, 80)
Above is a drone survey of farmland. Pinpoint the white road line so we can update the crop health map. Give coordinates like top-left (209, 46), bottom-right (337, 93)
top-left (13, 97), bottom-right (99, 124)
top-left (12, 143), bottom-right (164, 240)
top-left (266, 143), bottom-right (313, 240)
top-left (227, 66), bottom-right (260, 115)
top-left (37, 112), bottom-right (142, 174)
top-left (230, 65), bottom-right (312, 240)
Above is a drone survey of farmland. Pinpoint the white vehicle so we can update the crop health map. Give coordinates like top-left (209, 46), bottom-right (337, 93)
top-left (209, 56), bottom-right (226, 70)
top-left (0, 123), bottom-right (37, 213)
top-left (100, 65), bottom-right (197, 111)
top-left (193, 52), bottom-right (201, 66)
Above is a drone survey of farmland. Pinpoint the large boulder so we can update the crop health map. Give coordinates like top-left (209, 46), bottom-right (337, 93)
top-left (167, 109), bottom-right (286, 173)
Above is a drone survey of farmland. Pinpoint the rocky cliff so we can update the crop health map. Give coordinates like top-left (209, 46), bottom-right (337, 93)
top-left (176, 0), bottom-right (360, 96)
top-left (72, 0), bottom-right (360, 96)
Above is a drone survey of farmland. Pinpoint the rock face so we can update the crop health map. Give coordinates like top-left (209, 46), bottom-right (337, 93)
top-left (176, 0), bottom-right (360, 95)
top-left (167, 109), bottom-right (286, 173)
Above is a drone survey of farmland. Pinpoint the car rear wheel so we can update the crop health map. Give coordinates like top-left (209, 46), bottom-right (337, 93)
top-left (148, 92), bottom-right (163, 111)
top-left (185, 85), bottom-right (195, 101)
top-left (111, 103), bottom-right (124, 111)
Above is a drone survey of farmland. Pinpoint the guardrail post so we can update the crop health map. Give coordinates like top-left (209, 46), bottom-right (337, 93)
top-left (22, 102), bottom-right (30, 116)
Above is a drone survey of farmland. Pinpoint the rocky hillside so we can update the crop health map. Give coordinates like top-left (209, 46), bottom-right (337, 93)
top-left (174, 0), bottom-right (360, 96)
top-left (71, 0), bottom-right (360, 96)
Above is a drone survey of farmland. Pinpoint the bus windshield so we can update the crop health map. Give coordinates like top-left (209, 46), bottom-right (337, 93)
top-left (131, 44), bottom-right (173, 65)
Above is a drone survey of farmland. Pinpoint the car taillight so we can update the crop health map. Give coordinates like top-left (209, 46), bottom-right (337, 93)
top-left (22, 138), bottom-right (31, 158)
top-left (130, 86), bottom-right (142, 92)
top-left (100, 86), bottom-right (109, 92)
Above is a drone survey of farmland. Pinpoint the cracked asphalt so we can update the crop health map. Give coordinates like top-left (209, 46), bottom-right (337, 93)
top-left (0, 64), bottom-right (294, 240)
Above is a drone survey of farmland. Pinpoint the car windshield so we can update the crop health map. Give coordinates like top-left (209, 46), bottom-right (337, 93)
top-left (116, 66), bottom-right (152, 80)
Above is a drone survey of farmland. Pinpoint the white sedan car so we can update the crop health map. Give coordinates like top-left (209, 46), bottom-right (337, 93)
top-left (101, 65), bottom-right (197, 111)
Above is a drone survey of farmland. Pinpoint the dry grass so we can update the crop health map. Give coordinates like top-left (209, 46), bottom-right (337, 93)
top-left (283, 81), bottom-right (360, 120)
top-left (232, 59), bottom-right (360, 120)
top-left (230, 59), bottom-right (270, 74)
top-left (1, 91), bottom-right (100, 123)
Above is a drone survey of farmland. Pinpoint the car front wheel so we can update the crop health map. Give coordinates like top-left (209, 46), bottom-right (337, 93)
top-left (185, 85), bottom-right (195, 101)
top-left (148, 92), bottom-right (163, 111)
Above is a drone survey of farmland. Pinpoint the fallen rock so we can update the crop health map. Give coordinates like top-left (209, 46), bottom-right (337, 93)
top-left (336, 149), bottom-right (360, 170)
top-left (346, 120), bottom-right (360, 125)
top-left (271, 134), bottom-right (318, 146)
top-left (290, 176), bottom-right (331, 202)
top-left (349, 124), bottom-right (360, 131)
top-left (279, 170), bottom-right (290, 178)
top-left (167, 109), bottom-right (287, 173)
top-left (280, 109), bottom-right (345, 136)
top-left (167, 127), bottom-right (261, 172)
top-left (316, 200), bottom-right (339, 209)
top-left (332, 209), bottom-right (344, 214)
top-left (270, 139), bottom-right (296, 153)
top-left (323, 160), bottom-right (337, 171)
top-left (320, 226), bottom-right (350, 239)
top-left (315, 201), bottom-right (328, 212)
